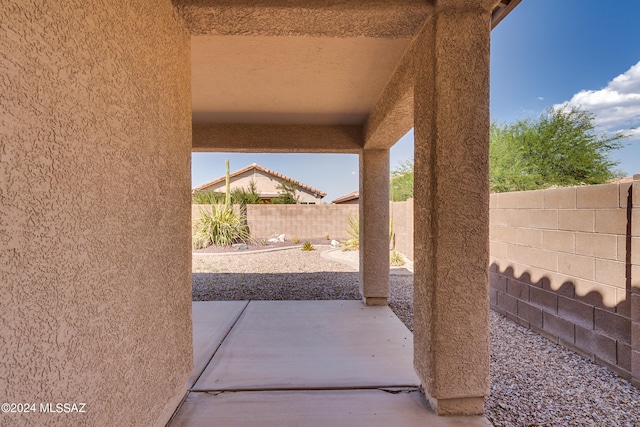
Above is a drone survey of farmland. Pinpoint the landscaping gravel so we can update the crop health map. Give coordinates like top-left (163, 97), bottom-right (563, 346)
top-left (192, 247), bottom-right (640, 426)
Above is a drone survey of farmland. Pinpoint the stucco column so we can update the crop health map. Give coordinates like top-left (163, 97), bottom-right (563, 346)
top-left (412, 3), bottom-right (494, 416)
top-left (632, 174), bottom-right (640, 389)
top-left (359, 149), bottom-right (390, 305)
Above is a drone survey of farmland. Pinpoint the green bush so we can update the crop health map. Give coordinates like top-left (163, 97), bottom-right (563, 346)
top-left (192, 191), bottom-right (224, 205)
top-left (232, 180), bottom-right (262, 205)
top-left (271, 181), bottom-right (299, 204)
top-left (192, 205), bottom-right (252, 248)
top-left (301, 241), bottom-right (315, 251)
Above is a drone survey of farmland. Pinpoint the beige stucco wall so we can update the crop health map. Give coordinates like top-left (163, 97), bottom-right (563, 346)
top-left (412, 5), bottom-right (492, 414)
top-left (490, 183), bottom-right (635, 380)
top-left (198, 169), bottom-right (323, 203)
top-left (1, 2), bottom-right (192, 426)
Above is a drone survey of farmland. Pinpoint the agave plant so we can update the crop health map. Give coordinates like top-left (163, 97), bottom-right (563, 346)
top-left (192, 205), bottom-right (251, 248)
top-left (390, 249), bottom-right (405, 267)
top-left (301, 241), bottom-right (315, 251)
top-left (341, 214), bottom-right (360, 251)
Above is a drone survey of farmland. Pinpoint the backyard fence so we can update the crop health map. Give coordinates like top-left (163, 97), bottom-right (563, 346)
top-left (192, 203), bottom-right (358, 242)
top-left (192, 200), bottom-right (415, 259)
top-left (490, 177), bottom-right (640, 386)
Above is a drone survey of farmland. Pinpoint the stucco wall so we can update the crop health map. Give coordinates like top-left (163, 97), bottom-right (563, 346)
top-left (489, 181), bottom-right (638, 381)
top-left (1, 2), bottom-right (192, 426)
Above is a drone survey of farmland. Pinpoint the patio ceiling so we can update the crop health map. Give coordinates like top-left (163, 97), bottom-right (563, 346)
top-left (173, 0), bottom-right (521, 152)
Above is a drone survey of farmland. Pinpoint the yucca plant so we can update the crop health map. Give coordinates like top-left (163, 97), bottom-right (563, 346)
top-left (342, 213), bottom-right (360, 251)
top-left (301, 241), bottom-right (315, 251)
top-left (192, 205), bottom-right (251, 248)
top-left (390, 249), bottom-right (405, 267)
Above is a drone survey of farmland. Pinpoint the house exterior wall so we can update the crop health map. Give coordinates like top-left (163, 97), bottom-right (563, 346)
top-left (1, 2), bottom-right (192, 426)
top-left (196, 169), bottom-right (324, 203)
top-left (489, 181), bottom-right (638, 382)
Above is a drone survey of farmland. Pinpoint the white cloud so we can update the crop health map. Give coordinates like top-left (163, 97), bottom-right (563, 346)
top-left (537, 97), bottom-right (544, 101)
top-left (554, 60), bottom-right (640, 136)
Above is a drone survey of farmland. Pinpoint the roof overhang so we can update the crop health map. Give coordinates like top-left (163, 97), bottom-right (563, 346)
top-left (174, 0), bottom-right (521, 153)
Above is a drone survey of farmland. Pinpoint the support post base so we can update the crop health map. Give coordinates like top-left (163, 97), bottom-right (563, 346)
top-left (425, 394), bottom-right (485, 416)
top-left (362, 297), bottom-right (387, 306)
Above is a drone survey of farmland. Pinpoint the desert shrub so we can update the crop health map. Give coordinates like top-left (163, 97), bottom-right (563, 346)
top-left (192, 191), bottom-right (224, 205)
top-left (232, 180), bottom-right (262, 205)
top-left (271, 181), bottom-right (299, 204)
top-left (301, 241), bottom-right (315, 251)
top-left (390, 250), bottom-right (405, 267)
top-left (291, 236), bottom-right (301, 244)
top-left (192, 205), bottom-right (251, 247)
top-left (342, 214), bottom-right (360, 251)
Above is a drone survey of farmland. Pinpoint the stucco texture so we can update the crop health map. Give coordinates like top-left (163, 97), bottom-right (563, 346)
top-left (0, 2), bottom-right (192, 426)
top-left (412, 7), bottom-right (492, 414)
top-left (173, 0), bottom-right (431, 38)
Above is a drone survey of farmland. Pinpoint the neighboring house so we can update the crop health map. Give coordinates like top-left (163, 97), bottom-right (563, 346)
top-left (192, 163), bottom-right (326, 204)
top-left (332, 190), bottom-right (359, 205)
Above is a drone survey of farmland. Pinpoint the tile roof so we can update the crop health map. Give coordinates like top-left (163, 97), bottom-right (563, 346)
top-left (192, 163), bottom-right (327, 198)
top-left (331, 190), bottom-right (359, 204)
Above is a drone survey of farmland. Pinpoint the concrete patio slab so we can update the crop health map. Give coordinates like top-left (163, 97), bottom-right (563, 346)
top-left (170, 389), bottom-right (491, 427)
top-left (190, 301), bottom-right (248, 386)
top-left (193, 300), bottom-right (420, 391)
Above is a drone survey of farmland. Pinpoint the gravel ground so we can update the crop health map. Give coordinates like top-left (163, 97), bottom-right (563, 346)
top-left (192, 248), bottom-right (640, 426)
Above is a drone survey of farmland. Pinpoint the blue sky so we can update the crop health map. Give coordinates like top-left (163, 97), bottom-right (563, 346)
top-left (192, 0), bottom-right (640, 202)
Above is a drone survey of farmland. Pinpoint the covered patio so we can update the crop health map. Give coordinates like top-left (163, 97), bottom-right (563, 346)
top-left (169, 301), bottom-right (490, 426)
top-left (182, 0), bottom-right (521, 417)
top-left (2, 0), bottom-right (521, 425)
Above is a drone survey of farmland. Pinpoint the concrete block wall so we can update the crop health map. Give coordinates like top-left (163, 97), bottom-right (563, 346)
top-left (246, 204), bottom-right (358, 240)
top-left (193, 204), bottom-right (358, 241)
top-left (633, 176), bottom-right (640, 388)
top-left (490, 179), bottom-right (639, 384)
top-left (192, 202), bottom-right (416, 258)
top-left (391, 199), bottom-right (414, 260)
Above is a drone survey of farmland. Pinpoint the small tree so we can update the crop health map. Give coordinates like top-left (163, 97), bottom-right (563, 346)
top-left (490, 107), bottom-right (626, 192)
top-left (232, 180), bottom-right (261, 205)
top-left (390, 158), bottom-right (414, 201)
top-left (272, 181), bottom-right (299, 204)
